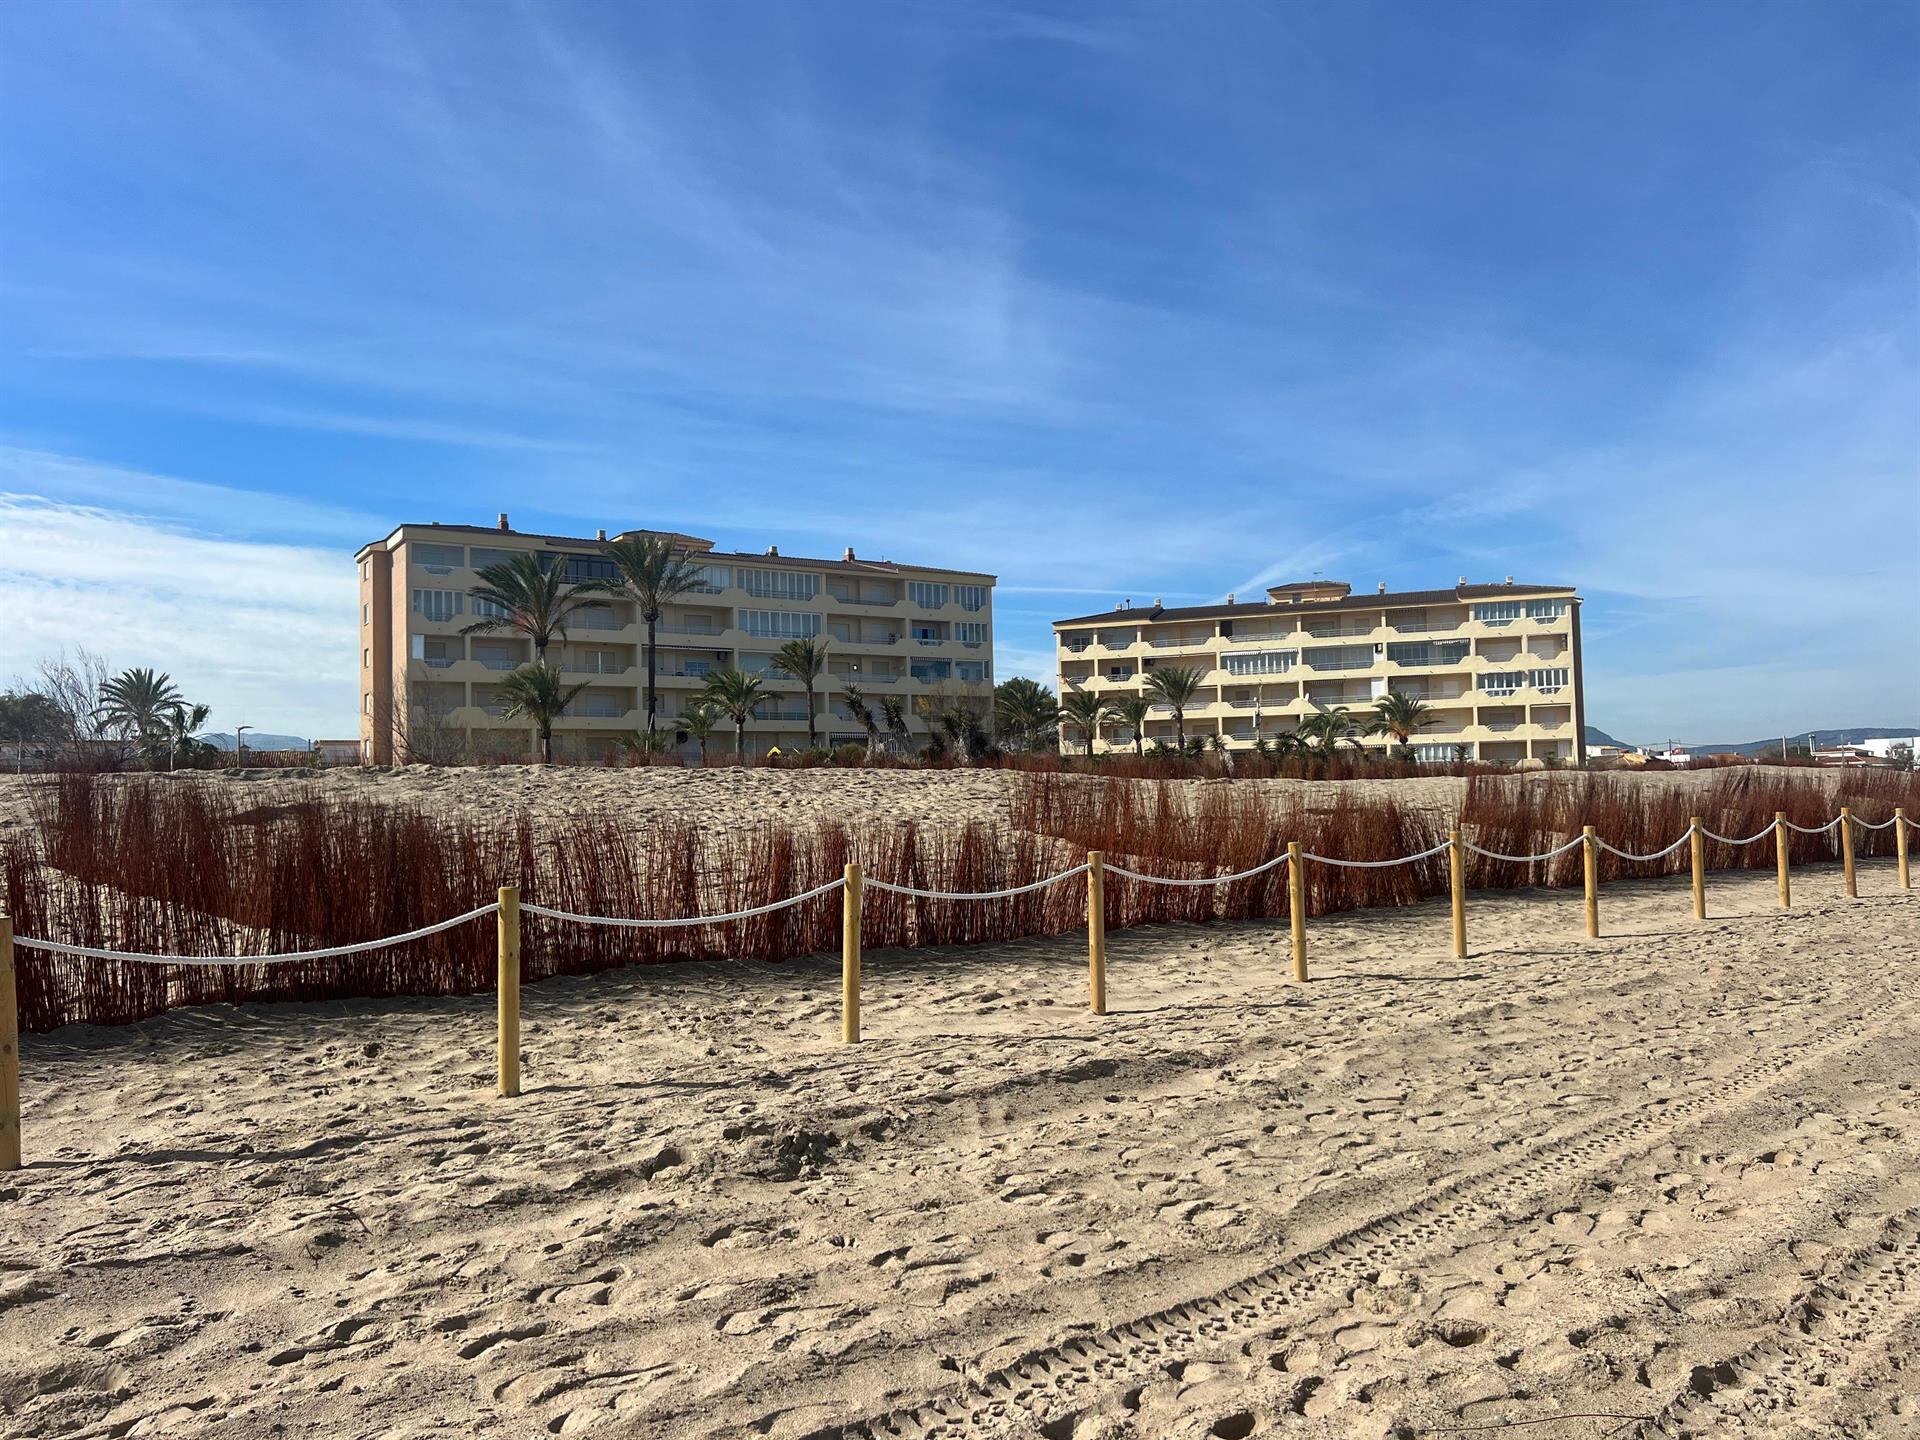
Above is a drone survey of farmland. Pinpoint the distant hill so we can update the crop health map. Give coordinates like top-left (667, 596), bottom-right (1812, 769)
top-left (199, 731), bottom-right (310, 752)
top-left (1583, 724), bottom-right (1914, 755)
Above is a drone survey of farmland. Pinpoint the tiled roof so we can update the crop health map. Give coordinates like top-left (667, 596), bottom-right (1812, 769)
top-left (1054, 582), bottom-right (1576, 628)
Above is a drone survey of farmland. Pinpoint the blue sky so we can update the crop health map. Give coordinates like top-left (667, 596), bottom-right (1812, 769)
top-left (0, 1), bottom-right (1914, 744)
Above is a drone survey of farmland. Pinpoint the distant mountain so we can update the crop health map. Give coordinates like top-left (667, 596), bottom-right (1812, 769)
top-left (1582, 724), bottom-right (1914, 755)
top-left (1692, 727), bottom-right (1916, 757)
top-left (199, 731), bottom-right (310, 752)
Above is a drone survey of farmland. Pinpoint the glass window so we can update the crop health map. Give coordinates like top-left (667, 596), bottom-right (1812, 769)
top-left (953, 584), bottom-right (988, 612)
top-left (956, 622), bottom-right (988, 645)
top-left (471, 597), bottom-right (510, 621)
top-left (736, 567), bottom-right (820, 600)
top-left (1524, 599), bottom-right (1567, 621)
top-left (908, 581), bottom-right (949, 609)
top-left (411, 589), bottom-right (463, 623)
top-left (468, 547), bottom-right (520, 572)
top-left (910, 659), bottom-right (951, 682)
top-left (741, 609), bottom-right (822, 638)
top-left (411, 542), bottom-right (464, 571)
top-left (956, 660), bottom-right (987, 683)
top-left (687, 563), bottom-right (729, 593)
top-left (561, 554), bottom-right (620, 584)
top-left (1223, 650), bottom-right (1296, 676)
top-left (1473, 602), bottom-right (1522, 624)
top-left (1529, 667), bottom-right (1570, 692)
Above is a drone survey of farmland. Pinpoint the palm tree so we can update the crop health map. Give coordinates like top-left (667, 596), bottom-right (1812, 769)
top-left (496, 661), bottom-right (588, 763)
top-left (153, 701), bottom-right (213, 770)
top-left (839, 683), bottom-right (882, 758)
top-left (464, 552), bottom-right (609, 664)
top-left (879, 695), bottom-right (911, 753)
top-left (601, 534), bottom-right (708, 743)
top-left (1058, 689), bottom-right (1109, 757)
top-left (1111, 695), bottom-right (1152, 756)
top-left (769, 637), bottom-right (829, 749)
top-left (1367, 690), bottom-right (1437, 754)
top-left (935, 704), bottom-right (991, 763)
top-left (98, 668), bottom-right (183, 747)
top-left (701, 667), bottom-right (767, 763)
top-left (679, 699), bottom-right (721, 762)
top-left (1297, 706), bottom-right (1365, 753)
top-left (993, 677), bottom-right (1060, 752)
top-left (1144, 665), bottom-right (1204, 748)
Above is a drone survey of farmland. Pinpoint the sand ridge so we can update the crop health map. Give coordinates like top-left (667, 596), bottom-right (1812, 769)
top-left (4, 861), bottom-right (1917, 1438)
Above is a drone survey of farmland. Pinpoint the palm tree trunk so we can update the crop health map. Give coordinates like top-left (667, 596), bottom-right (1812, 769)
top-left (806, 682), bottom-right (817, 748)
top-left (541, 723), bottom-right (553, 764)
top-left (737, 719), bottom-right (747, 765)
top-left (645, 614), bottom-right (660, 740)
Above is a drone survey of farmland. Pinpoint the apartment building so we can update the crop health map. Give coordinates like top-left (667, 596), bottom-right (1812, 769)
top-left (357, 516), bottom-right (994, 763)
top-left (1054, 578), bottom-right (1583, 763)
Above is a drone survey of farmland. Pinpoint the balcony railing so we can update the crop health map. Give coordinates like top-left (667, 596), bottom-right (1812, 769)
top-left (914, 637), bottom-right (945, 647)
top-left (422, 656), bottom-right (454, 669)
top-left (1306, 623), bottom-right (1374, 638)
top-left (475, 656), bottom-right (518, 671)
top-left (828, 593), bottom-right (897, 607)
top-left (572, 614), bottom-right (623, 631)
top-left (1148, 636), bottom-right (1211, 649)
top-left (656, 622), bottom-right (723, 636)
top-left (1306, 658), bottom-right (1371, 671)
top-left (576, 700), bottom-right (627, 719)
top-left (1063, 639), bottom-right (1092, 653)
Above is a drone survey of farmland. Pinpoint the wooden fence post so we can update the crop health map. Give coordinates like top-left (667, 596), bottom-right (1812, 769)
top-left (1582, 825), bottom-right (1598, 938)
top-left (497, 886), bottom-right (520, 1098)
top-left (1690, 816), bottom-right (1706, 921)
top-left (1775, 811), bottom-right (1790, 910)
top-left (0, 912), bottom-right (18, 1171)
top-left (842, 863), bottom-right (862, 1044)
top-left (1898, 807), bottom-right (1911, 892)
top-left (1287, 842), bottom-right (1307, 982)
top-left (1448, 828), bottom-right (1466, 959)
top-left (1840, 806), bottom-right (1857, 898)
top-left (1087, 851), bottom-right (1106, 1015)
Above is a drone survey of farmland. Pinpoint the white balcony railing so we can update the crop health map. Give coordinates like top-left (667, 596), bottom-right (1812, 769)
top-left (476, 656), bottom-right (518, 671)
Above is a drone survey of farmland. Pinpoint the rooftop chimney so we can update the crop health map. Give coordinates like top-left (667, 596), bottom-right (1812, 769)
top-left (595, 528), bottom-right (607, 541)
top-left (1458, 575), bottom-right (1468, 587)
top-left (767, 544), bottom-right (779, 556)
top-left (1153, 597), bottom-right (1162, 608)
top-left (497, 512), bottom-right (510, 531)
top-left (843, 546), bottom-right (855, 562)
top-left (1505, 575), bottom-right (1514, 585)
top-left (1377, 582), bottom-right (1387, 594)
top-left (1226, 592), bottom-right (1235, 605)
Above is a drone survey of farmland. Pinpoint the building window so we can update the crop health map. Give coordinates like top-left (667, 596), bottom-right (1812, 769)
top-left (1412, 742), bottom-right (1463, 762)
top-left (1524, 599), bottom-right (1567, 621)
top-left (957, 660), bottom-right (987, 683)
top-left (412, 589), bottom-right (463, 623)
top-left (741, 609), bottom-right (822, 638)
top-left (736, 567), bottom-right (819, 601)
top-left (687, 563), bottom-right (729, 593)
top-left (363, 693), bottom-right (372, 715)
top-left (471, 597), bottom-right (511, 621)
top-left (362, 648), bottom-right (370, 670)
top-left (908, 581), bottom-right (949, 609)
top-left (911, 659), bottom-right (951, 682)
top-left (956, 622), bottom-right (988, 646)
top-left (954, 584), bottom-right (987, 612)
top-left (1473, 602), bottom-right (1522, 625)
top-left (362, 603), bottom-right (369, 625)
top-left (360, 560), bottom-right (369, 582)
top-left (1223, 650), bottom-right (1296, 676)
top-left (1476, 670), bottom-right (1528, 695)
top-left (1387, 640), bottom-right (1469, 667)
top-left (411, 542), bottom-right (464, 572)
top-left (1530, 667), bottom-right (1570, 693)
top-left (560, 554), bottom-right (620, 584)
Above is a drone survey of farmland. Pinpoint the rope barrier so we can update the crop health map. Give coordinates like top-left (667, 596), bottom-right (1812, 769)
top-left (1308, 839), bottom-right (1457, 868)
top-left (1460, 836), bottom-right (1587, 864)
top-left (521, 877), bottom-right (846, 929)
top-left (1593, 832), bottom-right (1696, 863)
top-left (1700, 823), bottom-right (1780, 846)
top-left (12, 902), bottom-right (501, 966)
top-left (1105, 853), bottom-right (1290, 887)
top-left (9, 811), bottom-right (1893, 961)
top-left (863, 865), bottom-right (1091, 901)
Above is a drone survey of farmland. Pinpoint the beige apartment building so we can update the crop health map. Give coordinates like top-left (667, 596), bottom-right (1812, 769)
top-left (1054, 578), bottom-right (1584, 763)
top-left (357, 516), bottom-right (994, 763)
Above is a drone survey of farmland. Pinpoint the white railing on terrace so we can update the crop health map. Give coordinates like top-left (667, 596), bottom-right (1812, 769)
top-left (657, 622), bottom-right (723, 636)
top-left (1063, 640), bottom-right (1092, 653)
top-left (423, 657), bottom-right (454, 669)
top-left (476, 656), bottom-right (518, 671)
top-left (1306, 624), bottom-right (1375, 638)
top-left (1149, 636), bottom-right (1212, 649)
top-left (1307, 658), bottom-right (1372, 671)
top-left (828, 593), bottom-right (897, 607)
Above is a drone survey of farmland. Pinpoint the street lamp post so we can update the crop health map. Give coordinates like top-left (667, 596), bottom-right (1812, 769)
top-left (235, 725), bottom-right (252, 765)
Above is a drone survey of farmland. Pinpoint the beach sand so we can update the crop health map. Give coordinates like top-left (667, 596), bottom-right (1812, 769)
top-left (5, 860), bottom-right (1916, 1438)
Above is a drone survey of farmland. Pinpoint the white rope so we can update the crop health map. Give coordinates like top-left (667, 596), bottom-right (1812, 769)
top-left (1105, 853), bottom-right (1290, 887)
top-left (1852, 815), bottom-right (1900, 831)
top-left (521, 877), bottom-right (846, 929)
top-left (1593, 832), bottom-right (1694, 863)
top-left (1785, 818), bottom-right (1842, 835)
top-left (13, 902), bottom-right (501, 967)
top-left (1459, 835), bottom-right (1588, 864)
top-left (1701, 823), bottom-right (1780, 846)
top-left (864, 864), bottom-right (1090, 901)
top-left (1308, 839), bottom-right (1457, 868)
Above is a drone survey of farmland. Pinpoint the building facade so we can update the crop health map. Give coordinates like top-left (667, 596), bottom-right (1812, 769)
top-left (1054, 578), bottom-right (1584, 763)
top-left (358, 516), bottom-right (994, 763)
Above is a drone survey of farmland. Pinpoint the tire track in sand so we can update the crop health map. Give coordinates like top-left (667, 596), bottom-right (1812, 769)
top-left (802, 985), bottom-right (1910, 1440)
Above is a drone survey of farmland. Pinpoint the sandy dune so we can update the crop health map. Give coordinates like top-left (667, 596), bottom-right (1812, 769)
top-left (5, 861), bottom-right (1916, 1438)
